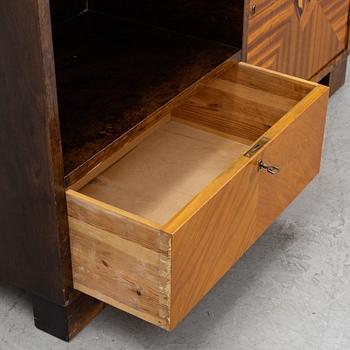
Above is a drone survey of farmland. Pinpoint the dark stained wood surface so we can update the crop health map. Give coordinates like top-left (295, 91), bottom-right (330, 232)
top-left (0, 0), bottom-right (70, 303)
top-left (50, 0), bottom-right (86, 25)
top-left (89, 0), bottom-right (245, 47)
top-left (33, 293), bottom-right (104, 341)
top-left (328, 57), bottom-right (348, 95)
top-left (53, 12), bottom-right (238, 175)
top-left (0, 1), bottom-right (103, 339)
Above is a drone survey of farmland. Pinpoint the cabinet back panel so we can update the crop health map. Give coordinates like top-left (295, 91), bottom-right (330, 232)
top-left (53, 12), bottom-right (237, 176)
top-left (50, 0), bottom-right (86, 25)
top-left (89, 0), bottom-right (244, 48)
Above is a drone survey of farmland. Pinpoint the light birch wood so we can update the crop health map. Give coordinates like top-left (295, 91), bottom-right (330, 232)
top-left (67, 190), bottom-right (171, 328)
top-left (80, 120), bottom-right (248, 225)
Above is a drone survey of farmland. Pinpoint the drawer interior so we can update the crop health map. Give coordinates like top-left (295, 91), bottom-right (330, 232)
top-left (70, 62), bottom-right (314, 225)
top-left (79, 119), bottom-right (248, 225)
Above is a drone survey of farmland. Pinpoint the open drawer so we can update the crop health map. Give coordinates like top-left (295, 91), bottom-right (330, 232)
top-left (66, 62), bottom-right (329, 330)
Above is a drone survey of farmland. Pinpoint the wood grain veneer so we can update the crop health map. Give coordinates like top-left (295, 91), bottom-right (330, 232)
top-left (246, 0), bottom-right (350, 79)
top-left (0, 0), bottom-right (103, 340)
top-left (0, 0), bottom-right (68, 304)
top-left (257, 81), bottom-right (329, 233)
top-left (66, 191), bottom-right (171, 328)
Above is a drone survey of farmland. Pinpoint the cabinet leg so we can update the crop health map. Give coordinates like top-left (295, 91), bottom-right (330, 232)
top-left (32, 293), bottom-right (104, 341)
top-left (328, 58), bottom-right (348, 96)
top-left (319, 57), bottom-right (348, 96)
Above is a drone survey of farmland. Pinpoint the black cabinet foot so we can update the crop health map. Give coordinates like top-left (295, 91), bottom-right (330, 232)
top-left (32, 293), bottom-right (104, 341)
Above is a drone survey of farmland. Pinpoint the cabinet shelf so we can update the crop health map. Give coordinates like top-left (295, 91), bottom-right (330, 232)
top-left (53, 11), bottom-right (239, 175)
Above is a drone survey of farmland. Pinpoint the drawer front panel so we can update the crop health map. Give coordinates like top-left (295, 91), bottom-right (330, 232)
top-left (168, 160), bottom-right (259, 329)
top-left (257, 86), bottom-right (329, 233)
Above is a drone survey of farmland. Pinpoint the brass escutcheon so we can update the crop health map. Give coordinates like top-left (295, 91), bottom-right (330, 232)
top-left (244, 137), bottom-right (270, 158)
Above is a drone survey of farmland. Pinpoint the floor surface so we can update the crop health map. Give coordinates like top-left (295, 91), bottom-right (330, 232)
top-left (1, 60), bottom-right (350, 349)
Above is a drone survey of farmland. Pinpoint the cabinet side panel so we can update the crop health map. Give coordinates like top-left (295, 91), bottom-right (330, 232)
top-left (0, 0), bottom-right (70, 303)
top-left (246, 0), bottom-right (350, 79)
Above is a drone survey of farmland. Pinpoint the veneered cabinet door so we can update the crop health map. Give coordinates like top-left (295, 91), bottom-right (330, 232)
top-left (246, 0), bottom-right (350, 79)
top-left (297, 0), bottom-right (350, 78)
top-left (246, 0), bottom-right (300, 75)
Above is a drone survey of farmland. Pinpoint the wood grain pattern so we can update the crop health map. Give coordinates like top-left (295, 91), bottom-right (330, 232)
top-left (173, 79), bottom-right (294, 141)
top-left (257, 86), bottom-right (329, 233)
top-left (168, 160), bottom-right (259, 329)
top-left (221, 62), bottom-right (314, 100)
top-left (0, 0), bottom-right (103, 340)
top-left (0, 0), bottom-right (69, 304)
top-left (172, 63), bottom-right (312, 142)
top-left (67, 191), bottom-right (172, 328)
top-left (246, 0), bottom-right (350, 79)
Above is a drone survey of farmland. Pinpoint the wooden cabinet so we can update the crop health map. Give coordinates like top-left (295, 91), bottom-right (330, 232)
top-left (0, 0), bottom-right (342, 341)
top-left (246, 0), bottom-right (350, 79)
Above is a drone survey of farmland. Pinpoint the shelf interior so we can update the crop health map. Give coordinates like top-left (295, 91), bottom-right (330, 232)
top-left (53, 11), bottom-right (239, 175)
